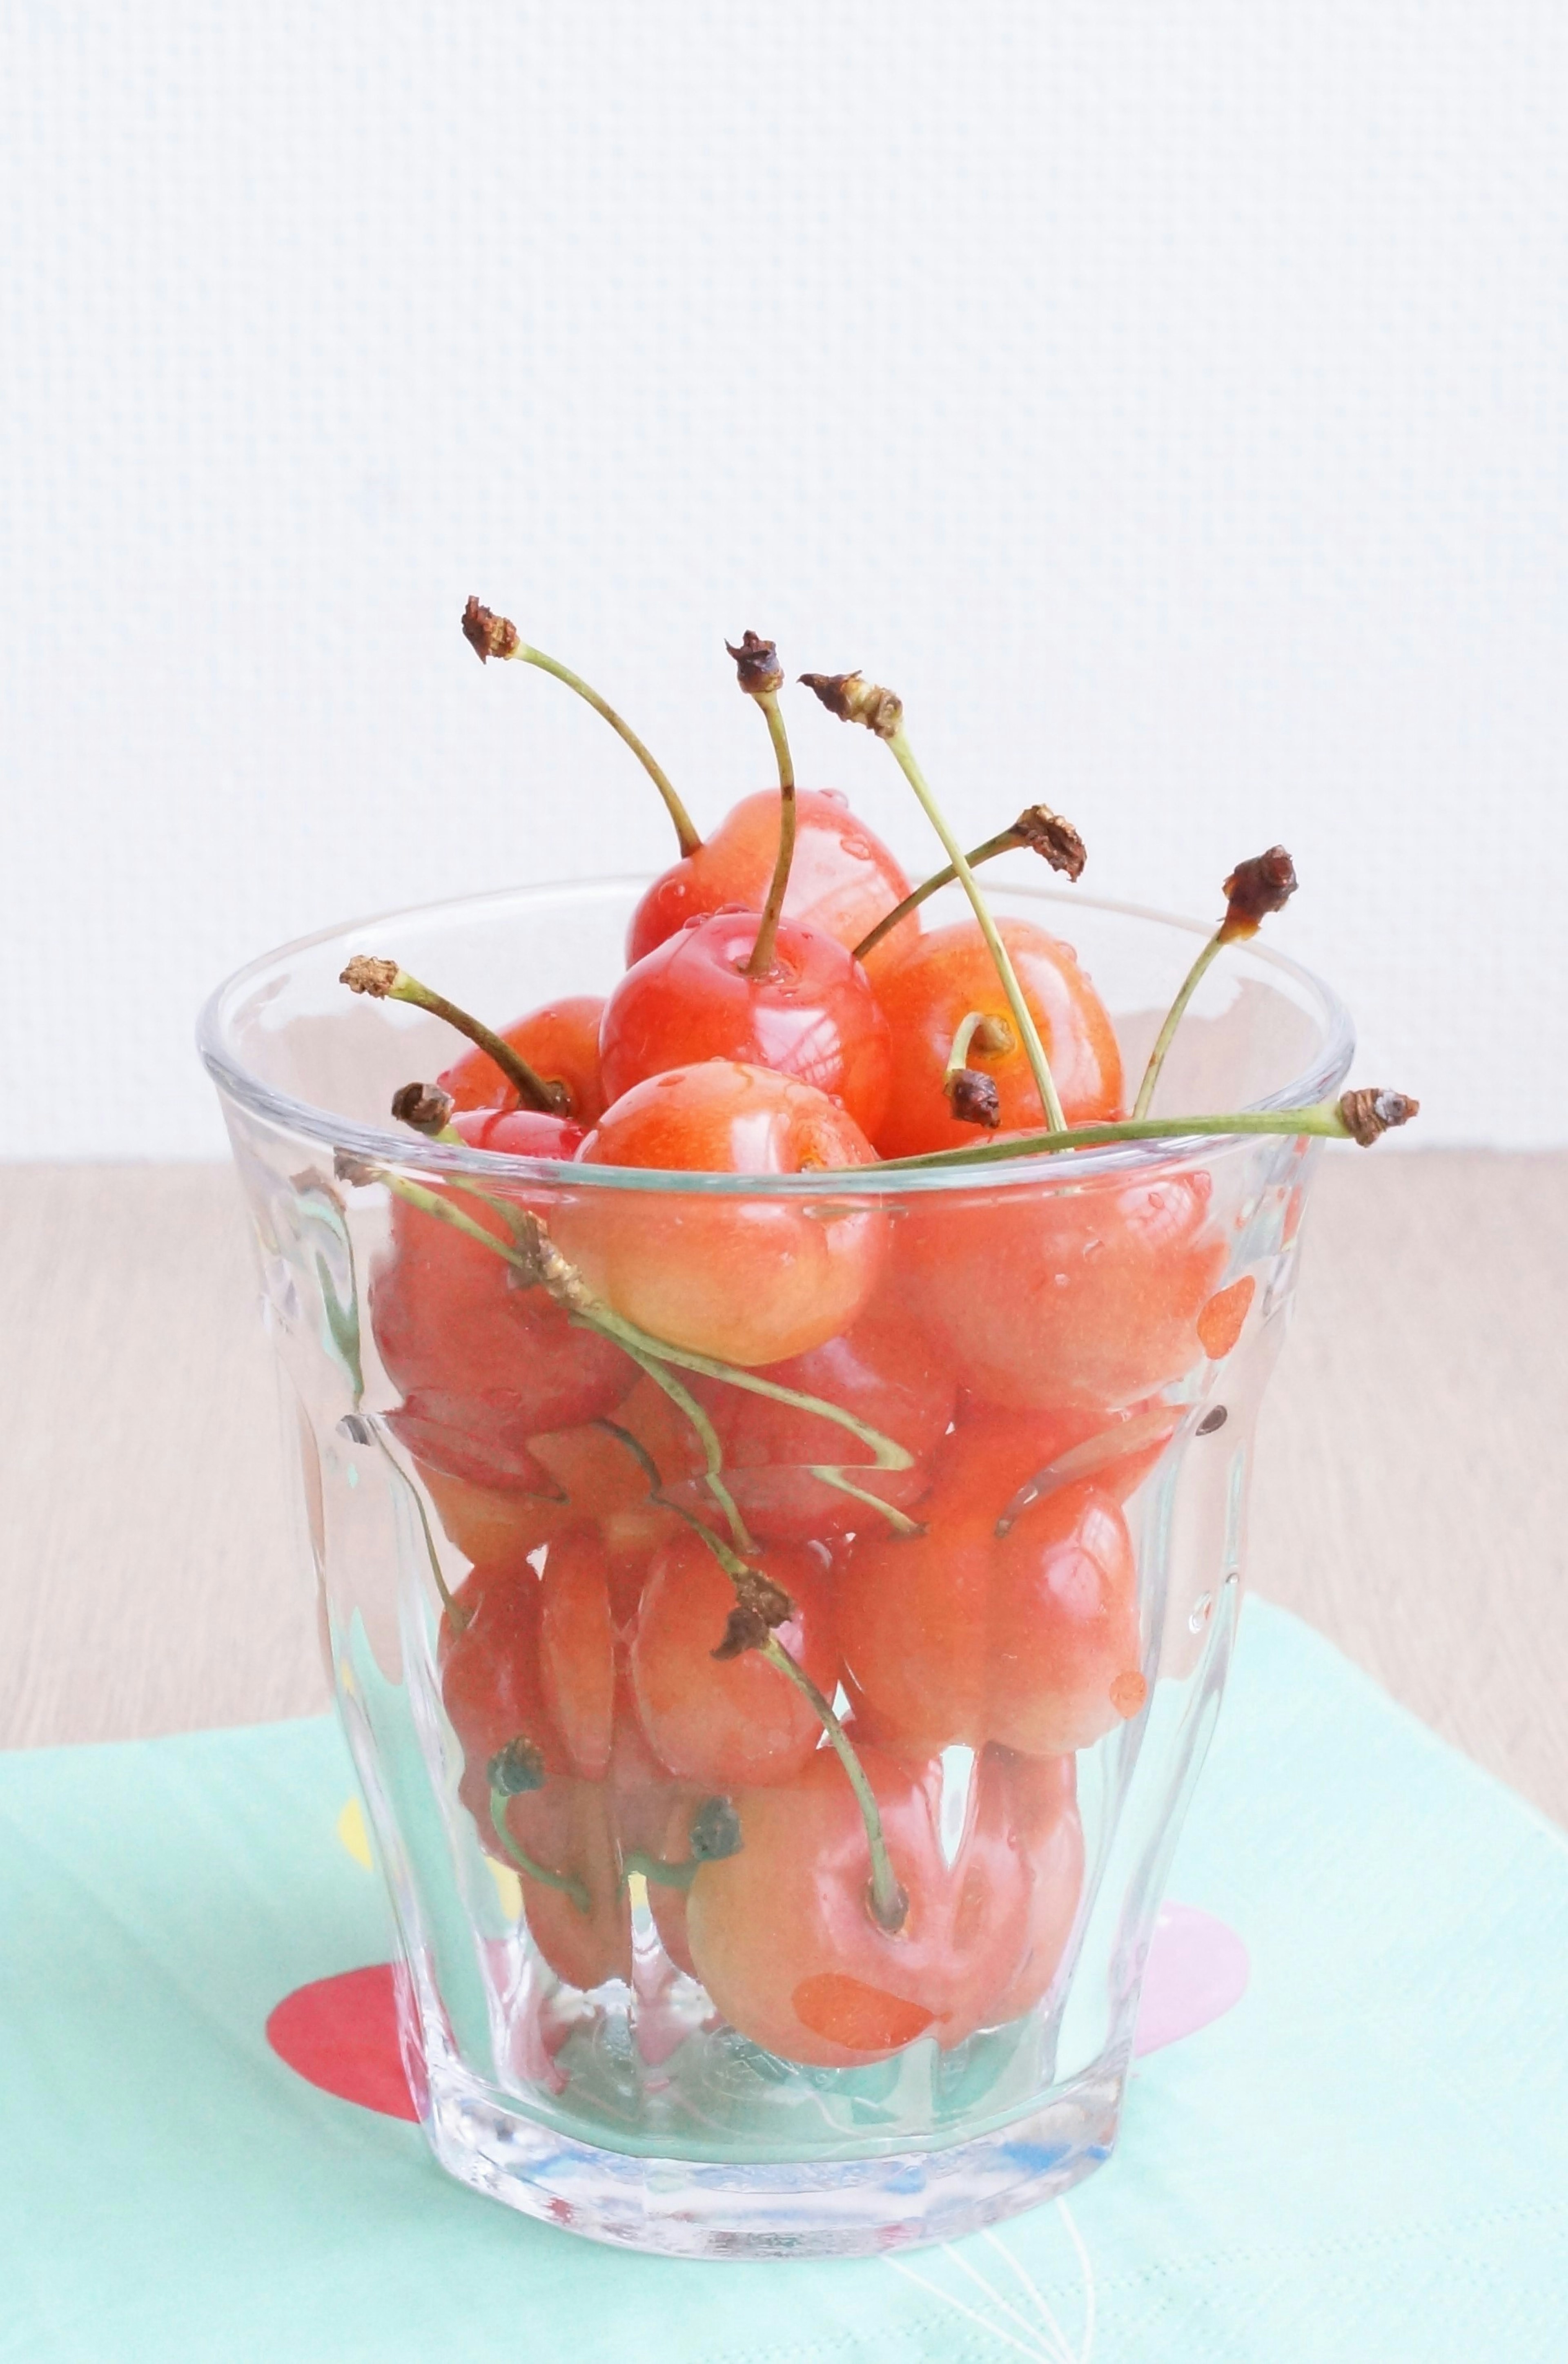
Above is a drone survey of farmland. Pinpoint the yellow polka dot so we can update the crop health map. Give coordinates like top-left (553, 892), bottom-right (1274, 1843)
top-left (336, 1796), bottom-right (373, 1869)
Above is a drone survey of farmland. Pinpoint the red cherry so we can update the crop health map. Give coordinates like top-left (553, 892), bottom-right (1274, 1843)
top-left (682, 1746), bottom-right (1031, 2066)
top-left (439, 995), bottom-right (608, 1124)
top-left (438, 1559), bottom-right (564, 1786)
top-left (836, 1477), bottom-right (1144, 1758)
top-left (626, 789), bottom-right (916, 975)
top-left (903, 1164), bottom-right (1227, 1412)
top-left (599, 912), bottom-right (893, 1137)
top-left (559, 1062), bottom-right (886, 1366)
top-left (629, 1532), bottom-right (839, 1788)
top-left (374, 1113), bottom-right (631, 1490)
top-left (871, 919), bottom-right (1123, 1158)
top-left (539, 1529), bottom-right (617, 1781)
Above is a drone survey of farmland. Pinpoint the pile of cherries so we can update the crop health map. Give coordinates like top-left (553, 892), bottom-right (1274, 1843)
top-left (335, 608), bottom-right (1414, 2071)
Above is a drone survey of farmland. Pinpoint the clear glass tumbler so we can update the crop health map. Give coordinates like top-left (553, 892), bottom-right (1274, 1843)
top-left (199, 872), bottom-right (1351, 2259)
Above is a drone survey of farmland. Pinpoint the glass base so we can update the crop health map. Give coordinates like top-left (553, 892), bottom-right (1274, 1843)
top-left (422, 2058), bottom-right (1124, 2259)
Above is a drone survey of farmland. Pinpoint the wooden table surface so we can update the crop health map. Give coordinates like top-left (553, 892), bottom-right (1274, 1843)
top-left (3, 1154), bottom-right (1566, 1827)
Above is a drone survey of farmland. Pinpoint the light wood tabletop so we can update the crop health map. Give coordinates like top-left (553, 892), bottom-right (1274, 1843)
top-left (3, 1154), bottom-right (1565, 1826)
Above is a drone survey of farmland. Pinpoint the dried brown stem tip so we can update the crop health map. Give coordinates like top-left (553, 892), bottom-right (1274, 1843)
top-left (1013, 804), bottom-right (1087, 882)
top-left (945, 1069), bottom-right (1002, 1128)
top-left (341, 955), bottom-right (400, 998)
top-left (461, 595), bottom-right (520, 663)
top-left (710, 1567), bottom-right (795, 1661)
top-left (333, 1149), bottom-right (380, 1187)
top-left (1338, 1088), bottom-right (1421, 1146)
top-left (391, 1082), bottom-right (455, 1136)
top-left (726, 630), bottom-right (784, 697)
top-left (1220, 846), bottom-right (1298, 942)
top-left (798, 670), bottom-right (904, 740)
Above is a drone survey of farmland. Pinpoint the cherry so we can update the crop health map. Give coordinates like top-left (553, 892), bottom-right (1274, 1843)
top-left (373, 1113), bottom-right (633, 1490)
top-left (440, 995), bottom-right (608, 1125)
top-left (539, 1528), bottom-right (618, 1780)
top-left (902, 1164), bottom-right (1227, 1412)
top-left (835, 1476), bottom-right (1145, 1759)
top-left (629, 1533), bottom-right (839, 1788)
top-left (681, 1745), bottom-right (1031, 2067)
top-left (871, 918), bottom-right (1123, 1158)
top-left (439, 1557), bottom-right (564, 1784)
top-left (599, 911), bottom-right (893, 1137)
top-left (625, 789), bottom-right (917, 976)
top-left (561, 1062), bottom-right (886, 1366)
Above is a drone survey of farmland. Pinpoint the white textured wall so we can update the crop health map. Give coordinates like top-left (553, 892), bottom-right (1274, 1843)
top-left (3, 2), bottom-right (1564, 1155)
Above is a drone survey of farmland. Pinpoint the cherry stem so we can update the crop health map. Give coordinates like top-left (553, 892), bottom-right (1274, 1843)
top-left (853, 826), bottom-right (1023, 961)
top-left (1132, 930), bottom-right (1227, 1120)
top-left (944, 1009), bottom-right (1015, 1084)
top-left (504, 642), bottom-right (701, 857)
top-left (347, 964), bottom-right (566, 1114)
top-left (806, 1467), bottom-right (925, 1537)
top-left (746, 690), bottom-right (797, 979)
top-left (884, 727), bottom-right (1068, 1132)
top-left (622, 1848), bottom-right (704, 1891)
top-left (617, 1349), bottom-right (756, 1553)
top-left (487, 1792), bottom-right (591, 1914)
top-left (875, 1097), bottom-right (1361, 1173)
top-left (759, 1637), bottom-right (908, 1935)
top-left (356, 1417), bottom-right (464, 1624)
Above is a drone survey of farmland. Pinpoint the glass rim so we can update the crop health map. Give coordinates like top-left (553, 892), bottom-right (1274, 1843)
top-left (197, 872), bottom-right (1356, 1199)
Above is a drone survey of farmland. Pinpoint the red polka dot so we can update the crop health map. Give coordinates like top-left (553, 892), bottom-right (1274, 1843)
top-left (265, 1963), bottom-right (420, 2121)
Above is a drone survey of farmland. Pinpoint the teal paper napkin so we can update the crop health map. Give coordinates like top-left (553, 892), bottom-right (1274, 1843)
top-left (4, 1601), bottom-right (1567, 2362)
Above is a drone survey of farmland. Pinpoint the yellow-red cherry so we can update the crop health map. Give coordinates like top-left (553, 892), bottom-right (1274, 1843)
top-left (559, 1062), bottom-right (886, 1366)
top-left (599, 911), bottom-right (893, 1137)
top-left (871, 918), bottom-right (1123, 1158)
top-left (625, 789), bottom-right (916, 976)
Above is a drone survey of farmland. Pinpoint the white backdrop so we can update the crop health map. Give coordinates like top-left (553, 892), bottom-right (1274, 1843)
top-left (3, 1), bottom-right (1564, 1155)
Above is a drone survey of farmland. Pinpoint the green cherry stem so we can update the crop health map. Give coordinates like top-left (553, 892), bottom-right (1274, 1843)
top-left (1131, 934), bottom-right (1226, 1119)
top-left (1133, 849), bottom-right (1300, 1119)
top-left (463, 598), bottom-right (701, 857)
top-left (726, 635), bottom-right (797, 980)
top-left (746, 691), bottom-right (797, 978)
top-left (852, 826), bottom-right (1022, 960)
top-left (806, 1467), bottom-right (925, 1537)
top-left (874, 1098), bottom-right (1362, 1174)
top-left (884, 724), bottom-right (1067, 1133)
top-left (341, 957), bottom-right (565, 1114)
top-left (759, 1637), bottom-right (908, 1935)
top-left (488, 1792), bottom-right (592, 1914)
top-left (944, 1010), bottom-right (1014, 1084)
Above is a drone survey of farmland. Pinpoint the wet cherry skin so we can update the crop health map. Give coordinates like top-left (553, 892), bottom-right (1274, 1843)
top-left (600, 911), bottom-right (893, 1137)
top-left (902, 1163), bottom-right (1227, 1412)
top-left (870, 918), bottom-right (1123, 1158)
top-left (559, 1062), bottom-right (886, 1366)
top-left (625, 789), bottom-right (917, 975)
